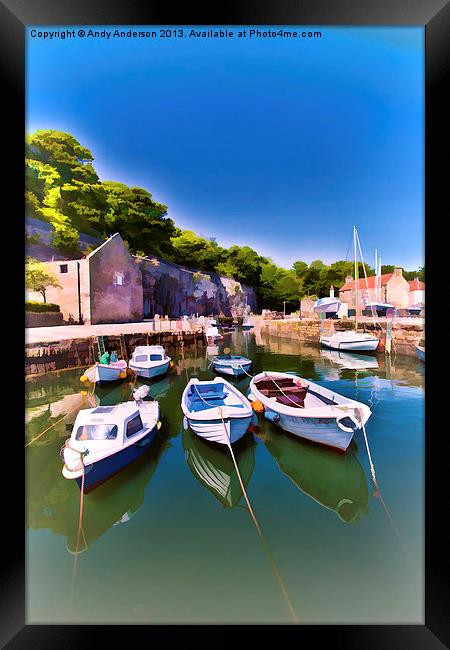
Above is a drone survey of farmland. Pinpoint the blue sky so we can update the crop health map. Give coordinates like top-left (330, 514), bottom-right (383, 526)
top-left (26, 26), bottom-right (424, 270)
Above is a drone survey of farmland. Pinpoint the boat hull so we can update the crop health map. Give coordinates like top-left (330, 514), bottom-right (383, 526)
top-left (262, 408), bottom-right (354, 451)
top-left (186, 414), bottom-right (253, 445)
top-left (416, 346), bottom-right (425, 362)
top-left (320, 336), bottom-right (379, 352)
top-left (128, 360), bottom-right (170, 379)
top-left (75, 424), bottom-right (159, 493)
top-left (86, 362), bottom-right (127, 383)
top-left (212, 362), bottom-right (252, 377)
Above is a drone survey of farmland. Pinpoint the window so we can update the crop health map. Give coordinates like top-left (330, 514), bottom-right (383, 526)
top-left (126, 414), bottom-right (144, 437)
top-left (75, 424), bottom-right (118, 441)
top-left (149, 354), bottom-right (163, 361)
top-left (60, 264), bottom-right (68, 273)
top-left (134, 354), bottom-right (147, 362)
top-left (114, 273), bottom-right (124, 286)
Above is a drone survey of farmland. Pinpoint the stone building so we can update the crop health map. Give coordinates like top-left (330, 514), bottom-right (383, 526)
top-left (26, 233), bottom-right (257, 325)
top-left (339, 268), bottom-right (425, 311)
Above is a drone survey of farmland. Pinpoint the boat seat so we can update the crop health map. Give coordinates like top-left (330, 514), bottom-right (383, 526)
top-left (276, 394), bottom-right (305, 408)
top-left (188, 388), bottom-right (227, 401)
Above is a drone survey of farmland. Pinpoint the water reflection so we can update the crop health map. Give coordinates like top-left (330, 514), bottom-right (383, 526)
top-left (259, 426), bottom-right (369, 523)
top-left (27, 431), bottom-right (168, 553)
top-left (182, 429), bottom-right (256, 508)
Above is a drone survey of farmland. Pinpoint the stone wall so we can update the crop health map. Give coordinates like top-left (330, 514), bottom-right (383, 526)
top-left (26, 259), bottom-right (91, 324)
top-left (260, 318), bottom-right (424, 357)
top-left (88, 235), bottom-right (143, 324)
top-left (25, 311), bottom-right (65, 328)
top-left (137, 255), bottom-right (257, 318)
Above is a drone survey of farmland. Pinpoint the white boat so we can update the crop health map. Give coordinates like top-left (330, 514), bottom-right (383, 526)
top-left (205, 325), bottom-right (223, 343)
top-left (416, 345), bottom-right (425, 362)
top-left (211, 354), bottom-right (252, 377)
top-left (313, 296), bottom-right (342, 314)
top-left (320, 226), bottom-right (379, 353)
top-left (82, 360), bottom-right (128, 383)
top-left (181, 377), bottom-right (254, 444)
top-left (248, 371), bottom-right (371, 451)
top-left (61, 388), bottom-right (161, 492)
top-left (128, 345), bottom-right (172, 379)
top-left (320, 330), bottom-right (379, 352)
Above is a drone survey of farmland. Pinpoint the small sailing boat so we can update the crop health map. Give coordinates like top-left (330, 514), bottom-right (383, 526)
top-left (182, 428), bottom-right (256, 508)
top-left (241, 296), bottom-right (254, 330)
top-left (248, 371), bottom-right (371, 451)
top-left (205, 318), bottom-right (223, 343)
top-left (210, 354), bottom-right (252, 377)
top-left (61, 386), bottom-right (161, 492)
top-left (320, 226), bottom-right (379, 353)
top-left (181, 377), bottom-right (254, 444)
top-left (128, 345), bottom-right (172, 379)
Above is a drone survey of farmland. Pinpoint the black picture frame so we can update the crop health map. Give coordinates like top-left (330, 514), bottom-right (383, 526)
top-left (3, 0), bottom-right (448, 646)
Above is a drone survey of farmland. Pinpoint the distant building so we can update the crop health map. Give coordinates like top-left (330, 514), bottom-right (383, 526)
top-left (339, 268), bottom-right (425, 311)
top-left (26, 232), bottom-right (256, 324)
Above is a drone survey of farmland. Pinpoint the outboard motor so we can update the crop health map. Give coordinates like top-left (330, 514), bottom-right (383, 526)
top-left (132, 384), bottom-right (151, 403)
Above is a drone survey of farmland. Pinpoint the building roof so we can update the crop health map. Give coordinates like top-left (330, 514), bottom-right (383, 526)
top-left (340, 273), bottom-right (394, 292)
top-left (408, 279), bottom-right (425, 290)
top-left (340, 273), bottom-right (425, 292)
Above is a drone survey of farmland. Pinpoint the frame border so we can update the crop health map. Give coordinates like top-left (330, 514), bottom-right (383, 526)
top-left (3, 0), bottom-right (448, 646)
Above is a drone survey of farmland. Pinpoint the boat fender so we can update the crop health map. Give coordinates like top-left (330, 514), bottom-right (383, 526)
top-left (265, 409), bottom-right (280, 424)
top-left (119, 371), bottom-right (127, 379)
top-left (80, 374), bottom-right (88, 383)
top-left (251, 400), bottom-right (265, 414)
top-left (157, 420), bottom-right (162, 430)
top-left (169, 360), bottom-right (174, 369)
top-left (183, 416), bottom-right (189, 431)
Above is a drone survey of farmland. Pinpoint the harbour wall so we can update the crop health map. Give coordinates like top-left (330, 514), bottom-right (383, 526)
top-left (25, 329), bottom-right (206, 377)
top-left (259, 318), bottom-right (424, 357)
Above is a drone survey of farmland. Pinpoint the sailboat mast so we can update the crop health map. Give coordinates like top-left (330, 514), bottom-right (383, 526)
top-left (354, 226), bottom-right (358, 331)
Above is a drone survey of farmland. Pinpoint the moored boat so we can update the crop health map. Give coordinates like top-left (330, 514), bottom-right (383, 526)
top-left (320, 330), bottom-right (379, 352)
top-left (181, 377), bottom-right (253, 444)
top-left (415, 345), bottom-right (425, 362)
top-left (248, 371), bottom-right (371, 451)
top-left (61, 388), bottom-right (161, 492)
top-left (210, 354), bottom-right (252, 377)
top-left (82, 360), bottom-right (128, 383)
top-left (128, 345), bottom-right (172, 379)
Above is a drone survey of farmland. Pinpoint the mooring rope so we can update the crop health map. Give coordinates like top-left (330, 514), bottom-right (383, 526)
top-left (25, 397), bottom-right (88, 448)
top-left (189, 382), bottom-right (298, 622)
top-left (65, 440), bottom-right (87, 606)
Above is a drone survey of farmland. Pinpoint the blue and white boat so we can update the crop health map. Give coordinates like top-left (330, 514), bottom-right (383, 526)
top-left (128, 345), bottom-right (171, 379)
top-left (248, 371), bottom-right (371, 452)
top-left (415, 345), bottom-right (425, 362)
top-left (82, 360), bottom-right (128, 384)
top-left (181, 377), bottom-right (253, 445)
top-left (61, 387), bottom-right (161, 493)
top-left (210, 354), bottom-right (252, 377)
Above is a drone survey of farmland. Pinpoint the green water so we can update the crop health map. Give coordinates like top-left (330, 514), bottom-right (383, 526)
top-left (26, 331), bottom-right (424, 624)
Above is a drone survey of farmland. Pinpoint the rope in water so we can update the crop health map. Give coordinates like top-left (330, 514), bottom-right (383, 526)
top-left (25, 399), bottom-right (87, 448)
top-left (64, 441), bottom-right (87, 606)
top-left (190, 383), bottom-right (298, 622)
top-left (356, 408), bottom-right (417, 572)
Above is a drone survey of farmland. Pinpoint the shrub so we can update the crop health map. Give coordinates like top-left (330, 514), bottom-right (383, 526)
top-left (25, 301), bottom-right (60, 313)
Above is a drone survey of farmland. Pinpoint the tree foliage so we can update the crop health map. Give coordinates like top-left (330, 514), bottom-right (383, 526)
top-left (25, 258), bottom-right (62, 303)
top-left (25, 129), bottom-right (424, 312)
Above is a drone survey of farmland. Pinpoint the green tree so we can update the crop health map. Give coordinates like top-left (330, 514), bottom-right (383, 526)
top-left (104, 182), bottom-right (177, 257)
top-left (292, 260), bottom-right (308, 277)
top-left (25, 258), bottom-right (62, 303)
top-left (170, 230), bottom-right (226, 271)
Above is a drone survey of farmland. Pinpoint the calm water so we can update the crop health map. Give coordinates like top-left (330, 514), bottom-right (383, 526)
top-left (26, 330), bottom-right (424, 624)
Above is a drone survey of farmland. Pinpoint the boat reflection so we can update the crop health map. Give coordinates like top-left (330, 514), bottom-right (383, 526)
top-left (182, 428), bottom-right (256, 508)
top-left (320, 349), bottom-right (379, 371)
top-left (27, 433), bottom-right (168, 554)
top-left (260, 428), bottom-right (369, 523)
